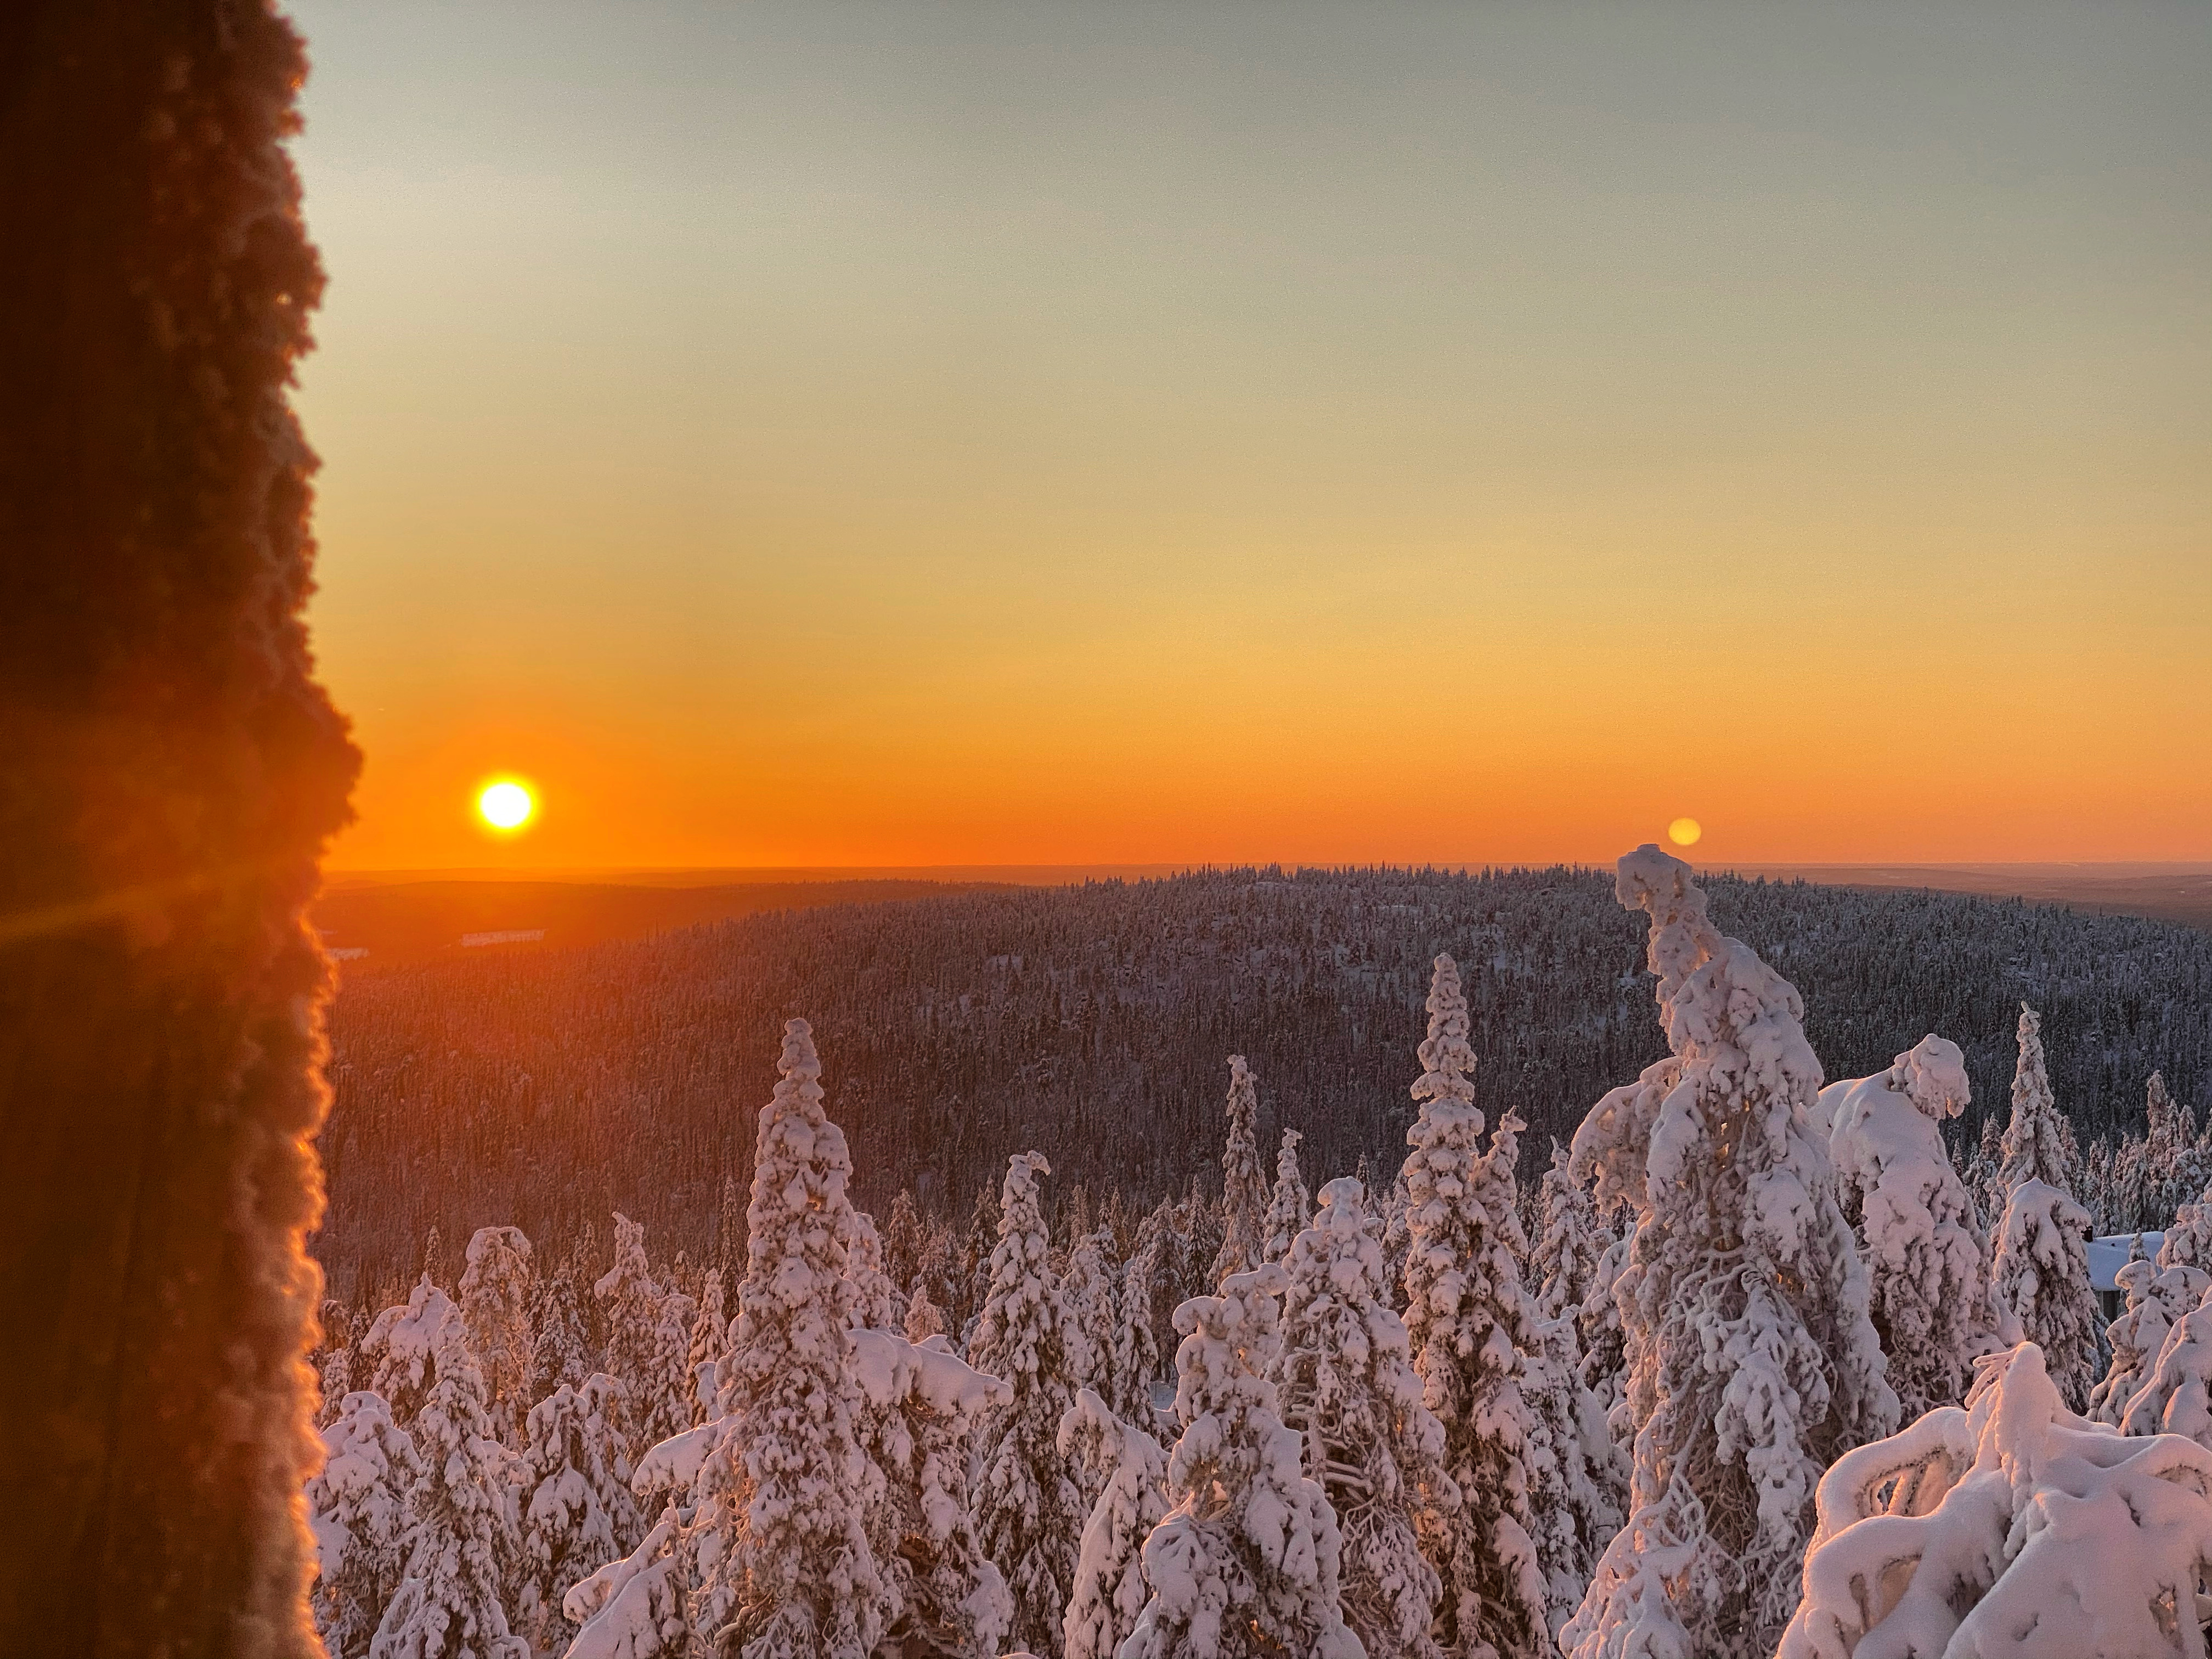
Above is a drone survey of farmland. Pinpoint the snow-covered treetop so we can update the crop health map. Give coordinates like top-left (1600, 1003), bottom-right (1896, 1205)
top-left (1890, 1035), bottom-right (1972, 1121)
top-left (2001, 1003), bottom-right (2077, 1195)
top-left (596, 1210), bottom-right (656, 1305)
top-left (1214, 1056), bottom-right (1268, 1282)
top-left (729, 1016), bottom-right (862, 1359)
top-left (463, 1224), bottom-right (532, 1277)
top-left (1169, 1261), bottom-right (1292, 1434)
top-left (1262, 1128), bottom-right (1311, 1264)
top-left (359, 1275), bottom-right (468, 1421)
top-left (1410, 953), bottom-right (1477, 1114)
top-left (1579, 843), bottom-right (1828, 1231)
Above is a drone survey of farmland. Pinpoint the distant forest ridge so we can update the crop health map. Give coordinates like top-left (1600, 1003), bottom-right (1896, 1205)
top-left (315, 864), bottom-right (2212, 1302)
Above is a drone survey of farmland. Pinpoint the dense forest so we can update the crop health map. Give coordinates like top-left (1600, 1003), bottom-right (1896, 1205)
top-left (317, 865), bottom-right (2212, 1302)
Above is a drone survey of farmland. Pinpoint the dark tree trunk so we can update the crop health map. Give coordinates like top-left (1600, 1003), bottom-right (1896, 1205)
top-left (0, 3), bottom-right (357, 1652)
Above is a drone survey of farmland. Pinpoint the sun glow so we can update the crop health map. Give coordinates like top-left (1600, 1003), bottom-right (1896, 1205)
top-left (478, 780), bottom-right (535, 832)
top-left (1668, 817), bottom-right (1702, 847)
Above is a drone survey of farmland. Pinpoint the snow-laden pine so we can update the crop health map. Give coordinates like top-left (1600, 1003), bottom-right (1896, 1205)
top-left (696, 1018), bottom-right (884, 1659)
top-left (852, 1327), bottom-right (1015, 1659)
top-left (1115, 1213), bottom-right (1175, 1429)
top-left (1399, 953), bottom-right (1549, 1659)
top-left (369, 1321), bottom-right (526, 1659)
top-left (1564, 847), bottom-right (1896, 1659)
top-left (459, 1226), bottom-right (536, 1445)
top-left (1273, 1176), bottom-right (1456, 1659)
top-left (1262, 1130), bottom-right (1312, 1265)
top-left (970, 1151), bottom-right (1091, 1658)
top-left (566, 1019), bottom-right (885, 1659)
top-left (360, 1276), bottom-right (476, 1431)
top-left (685, 1269), bottom-right (730, 1426)
top-left (1823, 1036), bottom-right (1999, 1417)
top-left (849, 1211), bottom-right (905, 1333)
top-left (1059, 1388), bottom-right (1170, 1659)
top-left (528, 1269), bottom-right (593, 1404)
top-left (515, 1372), bottom-right (638, 1654)
top-left (1990, 1178), bottom-right (2103, 1413)
top-left (1529, 1142), bottom-right (1606, 1327)
top-left (906, 1284), bottom-right (950, 1345)
top-left (309, 1391), bottom-right (423, 1659)
top-left (1210, 1057), bottom-right (1270, 1284)
top-left (2000, 1003), bottom-right (2080, 1196)
top-left (1120, 1263), bottom-right (1364, 1659)
top-left (2163, 1195), bottom-right (2212, 1273)
top-left (1062, 1225), bottom-right (1118, 1410)
top-left (1779, 1342), bottom-right (2212, 1659)
top-left (1516, 1301), bottom-right (1626, 1640)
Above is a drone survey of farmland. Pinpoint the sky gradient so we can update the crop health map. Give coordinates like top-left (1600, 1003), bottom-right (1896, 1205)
top-left (288, 1), bottom-right (2211, 870)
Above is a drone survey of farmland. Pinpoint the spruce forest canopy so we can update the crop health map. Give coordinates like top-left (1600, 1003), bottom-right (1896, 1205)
top-left (317, 866), bottom-right (2212, 1302)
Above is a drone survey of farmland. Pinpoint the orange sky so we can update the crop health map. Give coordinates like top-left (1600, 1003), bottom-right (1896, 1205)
top-left (289, 2), bottom-right (2210, 870)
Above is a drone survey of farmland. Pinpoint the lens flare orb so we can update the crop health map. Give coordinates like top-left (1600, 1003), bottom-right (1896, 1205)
top-left (1668, 816), bottom-right (1702, 847)
top-left (478, 780), bottom-right (535, 831)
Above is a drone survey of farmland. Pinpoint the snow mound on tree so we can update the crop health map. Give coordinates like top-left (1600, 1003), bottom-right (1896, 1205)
top-left (1780, 1341), bottom-right (2212, 1659)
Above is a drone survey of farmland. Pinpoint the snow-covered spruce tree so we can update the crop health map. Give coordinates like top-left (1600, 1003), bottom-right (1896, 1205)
top-left (958, 1182), bottom-right (1001, 1341)
top-left (905, 1284), bottom-right (949, 1345)
top-left (0, 8), bottom-right (359, 1643)
top-left (1477, 1108), bottom-right (1624, 1639)
top-left (2089, 1256), bottom-right (2208, 1424)
top-left (1517, 1302), bottom-right (1625, 1640)
top-left (625, 1285), bottom-right (697, 1458)
top-left (569, 1022), bottom-right (891, 1659)
top-left (515, 1372), bottom-right (639, 1653)
top-left (2000, 1003), bottom-right (2079, 1196)
top-left (970, 1152), bottom-right (1090, 1658)
top-left (1059, 1388), bottom-right (1170, 1659)
top-left (1274, 1176), bottom-right (1457, 1659)
top-left (1563, 847), bottom-right (1896, 1659)
top-left (1262, 1130), bottom-right (1312, 1265)
top-left (1210, 1056), bottom-right (1271, 1284)
top-left (319, 1304), bottom-right (363, 1430)
top-left (690, 1017), bottom-right (884, 1659)
top-left (2146, 1071), bottom-right (2207, 1227)
top-left (851, 1328), bottom-right (1014, 1659)
top-left (686, 1268), bottom-right (731, 1426)
top-left (596, 1212), bottom-right (667, 1437)
top-left (460, 1226), bottom-right (535, 1445)
top-left (2119, 1284), bottom-right (2212, 1449)
top-left (1781, 1342), bottom-right (2212, 1659)
top-left (1062, 1225), bottom-right (1117, 1407)
top-left (1400, 953), bottom-right (1549, 1659)
top-left (1575, 1232), bottom-right (1630, 1432)
top-left (1122, 1263), bottom-right (1364, 1659)
top-left (1823, 1036), bottom-right (1999, 1418)
top-left (1990, 1178), bottom-right (2103, 1413)
top-left (370, 1325), bottom-right (526, 1659)
top-left (1529, 1141), bottom-right (1606, 1325)
top-left (1112, 1212), bottom-right (1171, 1430)
top-left (849, 1210), bottom-right (905, 1333)
top-left (529, 1268), bottom-right (594, 1403)
top-left (309, 1391), bottom-right (424, 1659)
top-left (360, 1276), bottom-right (470, 1429)
top-left (883, 1190), bottom-right (929, 1296)
top-left (2162, 1193), bottom-right (2212, 1272)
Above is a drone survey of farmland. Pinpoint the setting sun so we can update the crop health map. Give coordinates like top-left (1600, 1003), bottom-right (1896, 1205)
top-left (477, 780), bottom-right (535, 832)
top-left (1668, 817), bottom-right (1702, 847)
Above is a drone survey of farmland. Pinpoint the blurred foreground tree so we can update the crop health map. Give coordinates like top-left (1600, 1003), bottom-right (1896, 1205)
top-left (0, 2), bottom-right (357, 1651)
